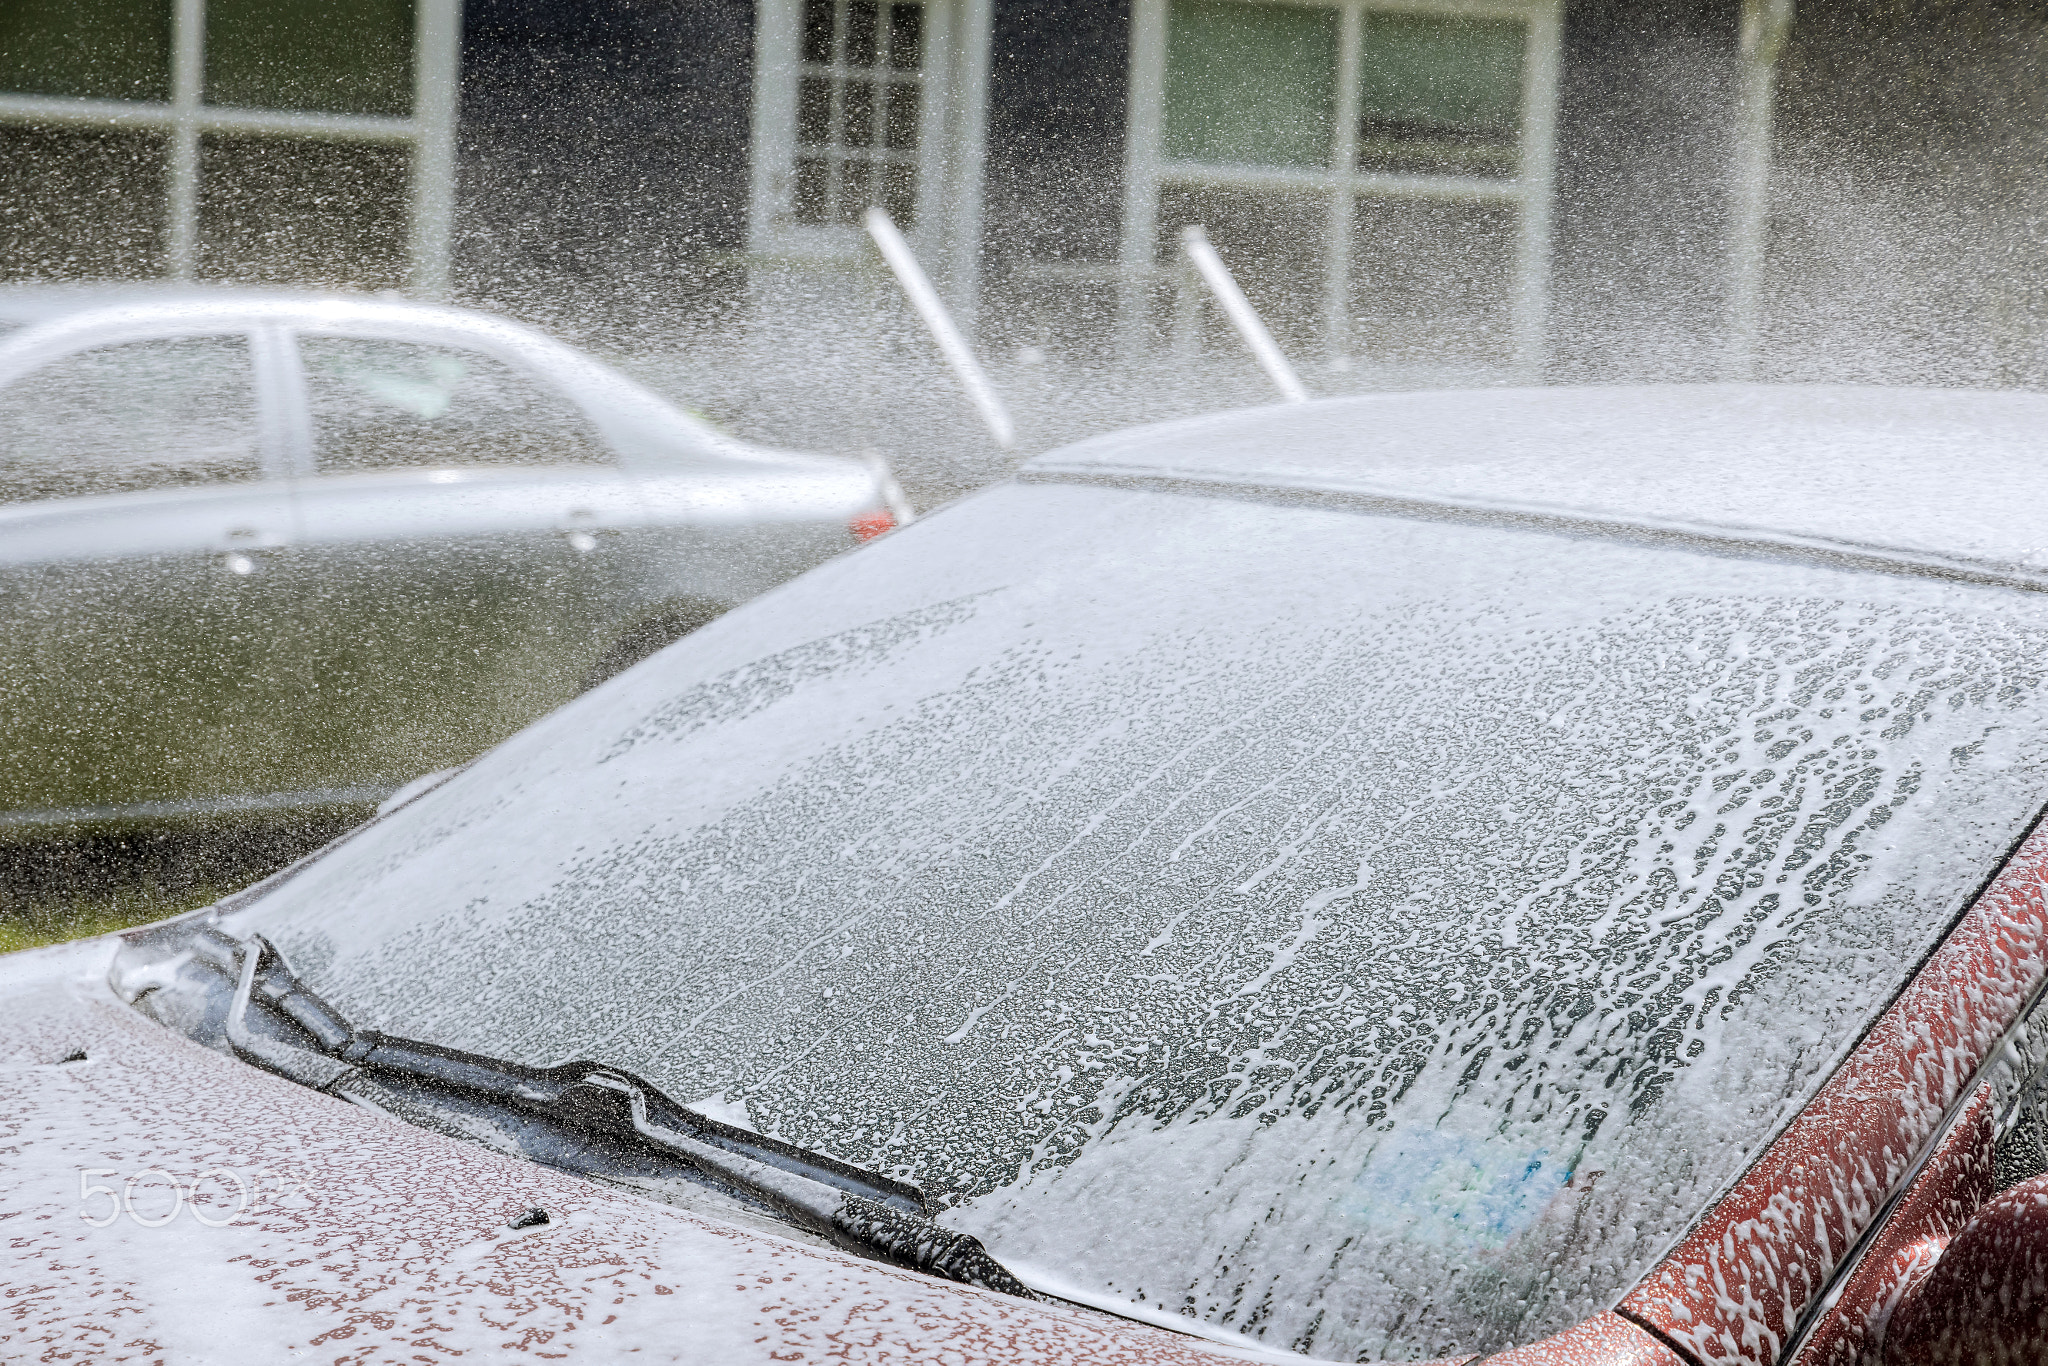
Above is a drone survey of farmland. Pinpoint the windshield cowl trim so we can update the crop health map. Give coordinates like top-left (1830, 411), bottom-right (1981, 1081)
top-left (114, 922), bottom-right (1035, 1300)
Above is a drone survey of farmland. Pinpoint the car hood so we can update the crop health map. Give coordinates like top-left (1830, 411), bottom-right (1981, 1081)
top-left (0, 938), bottom-right (1285, 1365)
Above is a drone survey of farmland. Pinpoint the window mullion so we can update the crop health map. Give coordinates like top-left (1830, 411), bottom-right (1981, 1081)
top-left (1326, 1), bottom-right (1363, 365)
top-left (1117, 0), bottom-right (1169, 353)
top-left (1511, 2), bottom-right (1560, 380)
top-left (167, 0), bottom-right (203, 278)
top-left (408, 0), bottom-right (459, 299)
top-left (826, 0), bottom-right (849, 222)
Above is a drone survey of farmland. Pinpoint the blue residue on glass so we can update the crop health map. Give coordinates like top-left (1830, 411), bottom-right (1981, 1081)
top-left (1349, 1128), bottom-right (1572, 1251)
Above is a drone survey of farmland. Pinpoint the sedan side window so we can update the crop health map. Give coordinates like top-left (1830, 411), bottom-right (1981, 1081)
top-left (1999, 1068), bottom-right (2048, 1189)
top-left (299, 336), bottom-right (612, 473)
top-left (0, 335), bottom-right (262, 505)
top-left (1995, 996), bottom-right (2048, 1191)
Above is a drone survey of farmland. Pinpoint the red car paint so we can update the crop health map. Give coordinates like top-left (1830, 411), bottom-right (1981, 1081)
top-left (1883, 1172), bottom-right (2048, 1366)
top-left (1480, 1312), bottom-right (1685, 1366)
top-left (1618, 818), bottom-right (2048, 1365)
top-left (1783, 1088), bottom-right (1996, 1366)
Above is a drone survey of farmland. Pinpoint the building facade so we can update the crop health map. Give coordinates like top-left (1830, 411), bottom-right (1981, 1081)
top-left (5, 1), bottom-right (2045, 489)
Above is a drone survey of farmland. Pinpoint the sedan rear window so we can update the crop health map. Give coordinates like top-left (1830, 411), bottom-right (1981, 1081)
top-left (0, 334), bottom-right (261, 503)
top-left (298, 334), bottom-right (612, 473)
top-left (226, 481), bottom-right (2048, 1360)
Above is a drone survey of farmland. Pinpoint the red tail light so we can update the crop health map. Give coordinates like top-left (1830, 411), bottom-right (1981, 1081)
top-left (849, 509), bottom-right (896, 542)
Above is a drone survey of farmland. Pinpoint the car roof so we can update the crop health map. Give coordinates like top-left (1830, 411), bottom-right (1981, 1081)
top-left (1023, 384), bottom-right (2048, 583)
top-left (0, 282), bottom-right (300, 324)
top-left (0, 282), bottom-right (572, 352)
top-left (0, 282), bottom-right (440, 324)
top-left (0, 283), bottom-right (783, 468)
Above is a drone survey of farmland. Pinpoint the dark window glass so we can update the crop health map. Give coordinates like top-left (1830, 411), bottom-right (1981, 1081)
top-left (845, 0), bottom-right (879, 66)
top-left (841, 81), bottom-right (875, 148)
top-left (204, 0), bottom-right (413, 116)
top-left (793, 155), bottom-right (831, 222)
top-left (840, 157), bottom-right (872, 217)
top-left (880, 162), bottom-right (917, 226)
top-left (1995, 1044), bottom-right (2048, 1191)
top-left (0, 336), bottom-right (260, 504)
top-left (197, 135), bottom-right (407, 289)
top-left (300, 336), bottom-right (610, 473)
top-left (887, 3), bottom-right (921, 69)
top-left (1356, 13), bottom-right (1524, 176)
top-left (1163, 0), bottom-right (1337, 169)
top-left (797, 76), bottom-right (834, 146)
top-left (883, 81), bottom-right (920, 150)
top-left (800, 0), bottom-right (835, 63)
top-left (0, 0), bottom-right (171, 101)
top-left (0, 126), bottom-right (168, 283)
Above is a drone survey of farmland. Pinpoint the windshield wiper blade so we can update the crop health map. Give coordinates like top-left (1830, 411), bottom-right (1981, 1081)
top-left (118, 923), bottom-right (1033, 1300)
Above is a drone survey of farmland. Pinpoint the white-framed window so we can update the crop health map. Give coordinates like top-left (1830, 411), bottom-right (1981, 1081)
top-left (792, 0), bottom-right (930, 228)
top-left (1120, 0), bottom-right (1561, 377)
top-left (748, 0), bottom-right (992, 305)
top-left (0, 0), bottom-right (459, 295)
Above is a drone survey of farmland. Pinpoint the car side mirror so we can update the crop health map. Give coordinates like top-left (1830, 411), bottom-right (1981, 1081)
top-left (1884, 1172), bottom-right (2048, 1364)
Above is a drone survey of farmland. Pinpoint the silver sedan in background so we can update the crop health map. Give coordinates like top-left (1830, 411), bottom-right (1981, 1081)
top-left (0, 287), bottom-right (906, 834)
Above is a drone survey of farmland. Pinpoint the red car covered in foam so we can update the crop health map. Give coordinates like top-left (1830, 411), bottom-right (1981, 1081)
top-left (5, 385), bottom-right (2046, 1365)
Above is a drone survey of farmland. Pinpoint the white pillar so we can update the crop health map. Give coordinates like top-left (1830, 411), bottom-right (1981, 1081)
top-left (948, 0), bottom-right (995, 323)
top-left (166, 0), bottom-right (204, 278)
top-left (1117, 0), bottom-right (1168, 353)
top-left (409, 0), bottom-right (462, 299)
top-left (1727, 0), bottom-right (1792, 379)
top-left (1513, 4), bottom-right (1563, 382)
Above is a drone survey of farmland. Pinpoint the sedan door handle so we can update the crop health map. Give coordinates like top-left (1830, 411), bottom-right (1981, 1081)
top-left (560, 506), bottom-right (603, 553)
top-left (220, 524), bottom-right (288, 575)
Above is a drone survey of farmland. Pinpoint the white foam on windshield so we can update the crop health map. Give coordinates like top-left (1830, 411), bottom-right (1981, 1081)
top-left (231, 482), bottom-right (2048, 1359)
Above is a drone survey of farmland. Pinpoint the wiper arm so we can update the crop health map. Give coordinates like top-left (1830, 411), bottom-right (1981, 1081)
top-left (117, 923), bottom-right (1032, 1300)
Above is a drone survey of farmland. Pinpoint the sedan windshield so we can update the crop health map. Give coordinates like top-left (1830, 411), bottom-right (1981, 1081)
top-left (221, 480), bottom-right (2048, 1360)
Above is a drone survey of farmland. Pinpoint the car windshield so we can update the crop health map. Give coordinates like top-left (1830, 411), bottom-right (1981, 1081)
top-left (219, 479), bottom-right (2048, 1360)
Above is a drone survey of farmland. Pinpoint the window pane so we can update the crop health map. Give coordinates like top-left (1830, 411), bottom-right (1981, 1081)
top-left (883, 81), bottom-right (920, 149)
top-left (840, 156), bottom-right (873, 217)
top-left (205, 0), bottom-right (413, 116)
top-left (1357, 12), bottom-right (1525, 176)
top-left (1993, 1016), bottom-right (2048, 1191)
top-left (841, 80), bottom-right (875, 148)
top-left (801, 0), bottom-right (835, 64)
top-left (880, 162), bottom-right (917, 226)
top-left (794, 155), bottom-right (831, 222)
top-left (1163, 0), bottom-right (1336, 169)
top-left (797, 76), bottom-right (834, 146)
top-left (300, 337), bottom-right (611, 473)
top-left (0, 126), bottom-right (168, 283)
top-left (846, 0), bottom-right (879, 67)
top-left (887, 2), bottom-right (922, 69)
top-left (197, 135), bottom-right (408, 289)
top-left (0, 337), bottom-right (260, 505)
top-left (0, 0), bottom-right (171, 101)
